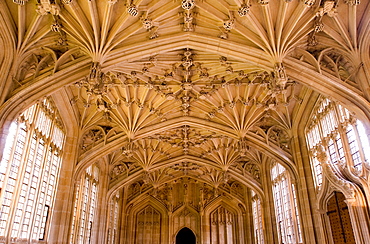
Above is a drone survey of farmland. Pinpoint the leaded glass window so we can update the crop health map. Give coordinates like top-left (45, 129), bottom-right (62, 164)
top-left (271, 162), bottom-right (302, 244)
top-left (107, 193), bottom-right (120, 244)
top-left (0, 98), bottom-right (65, 242)
top-left (306, 98), bottom-right (370, 188)
top-left (251, 190), bottom-right (264, 244)
top-left (69, 164), bottom-right (99, 244)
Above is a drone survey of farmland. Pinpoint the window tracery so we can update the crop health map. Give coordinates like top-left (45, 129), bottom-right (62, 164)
top-left (0, 98), bottom-right (65, 242)
top-left (107, 192), bottom-right (120, 244)
top-left (271, 162), bottom-right (302, 244)
top-left (306, 98), bottom-right (370, 188)
top-left (251, 190), bottom-right (264, 244)
top-left (69, 164), bottom-right (99, 244)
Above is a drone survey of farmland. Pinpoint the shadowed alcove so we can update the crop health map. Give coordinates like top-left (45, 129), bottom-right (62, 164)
top-left (176, 227), bottom-right (196, 244)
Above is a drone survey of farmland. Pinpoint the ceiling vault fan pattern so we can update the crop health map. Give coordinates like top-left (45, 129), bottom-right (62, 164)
top-left (1, 0), bottom-right (369, 196)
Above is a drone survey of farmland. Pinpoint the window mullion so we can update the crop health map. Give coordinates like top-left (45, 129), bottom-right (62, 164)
top-left (13, 132), bottom-right (38, 240)
top-left (291, 183), bottom-right (302, 243)
top-left (25, 135), bottom-right (46, 241)
top-left (32, 141), bottom-right (53, 240)
top-left (4, 123), bottom-right (33, 240)
top-left (338, 124), bottom-right (356, 169)
top-left (0, 98), bottom-right (65, 242)
top-left (287, 181), bottom-right (299, 244)
top-left (84, 177), bottom-right (92, 243)
top-left (333, 132), bottom-right (344, 165)
top-left (70, 180), bottom-right (82, 244)
top-left (281, 175), bottom-right (292, 244)
top-left (80, 175), bottom-right (90, 243)
top-left (352, 122), bottom-right (366, 170)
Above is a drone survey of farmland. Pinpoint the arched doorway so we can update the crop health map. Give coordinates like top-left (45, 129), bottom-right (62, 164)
top-left (176, 227), bottom-right (196, 244)
top-left (327, 192), bottom-right (356, 244)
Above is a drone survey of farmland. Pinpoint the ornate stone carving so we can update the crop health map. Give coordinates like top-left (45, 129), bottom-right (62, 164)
top-left (127, 4), bottom-right (139, 16)
top-left (137, 206), bottom-right (161, 226)
top-left (219, 28), bottom-right (229, 39)
top-left (318, 50), bottom-right (358, 85)
top-left (61, 0), bottom-right (73, 4)
top-left (149, 125), bottom-right (217, 154)
top-left (304, 0), bottom-right (315, 6)
top-left (273, 62), bottom-right (288, 89)
top-left (128, 181), bottom-right (149, 201)
top-left (141, 18), bottom-right (153, 29)
top-left (202, 168), bottom-right (230, 188)
top-left (75, 63), bottom-right (120, 115)
top-left (110, 161), bottom-right (137, 179)
top-left (244, 162), bottom-right (261, 182)
top-left (238, 137), bottom-right (249, 157)
top-left (13, 0), bottom-right (28, 5)
top-left (230, 181), bottom-right (245, 198)
top-left (181, 0), bottom-right (195, 10)
top-left (317, 1), bottom-right (337, 17)
top-left (258, 0), bottom-right (269, 5)
top-left (149, 183), bottom-right (173, 209)
top-left (211, 206), bottom-right (234, 225)
top-left (345, 0), bottom-right (360, 5)
top-left (238, 4), bottom-right (250, 17)
top-left (182, 11), bottom-right (195, 32)
top-left (322, 162), bottom-right (356, 199)
top-left (76, 62), bottom-right (114, 97)
top-left (313, 17), bottom-right (324, 32)
top-left (171, 161), bottom-right (200, 175)
top-left (142, 169), bottom-right (172, 188)
top-left (308, 32), bottom-right (318, 46)
top-left (121, 142), bottom-right (136, 158)
top-left (80, 127), bottom-right (105, 152)
top-left (36, 0), bottom-right (60, 16)
top-left (267, 126), bottom-right (290, 151)
top-left (223, 19), bottom-right (235, 31)
top-left (200, 184), bottom-right (217, 208)
top-left (51, 19), bottom-right (62, 32)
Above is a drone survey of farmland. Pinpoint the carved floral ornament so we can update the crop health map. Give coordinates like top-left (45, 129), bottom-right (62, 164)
top-left (125, 175), bottom-right (247, 211)
top-left (181, 0), bottom-right (195, 10)
top-left (75, 50), bottom-right (293, 105)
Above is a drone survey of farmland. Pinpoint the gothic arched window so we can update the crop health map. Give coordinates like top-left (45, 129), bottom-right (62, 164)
top-left (69, 164), bottom-right (99, 244)
top-left (271, 162), bottom-right (302, 244)
top-left (107, 192), bottom-right (120, 244)
top-left (306, 98), bottom-right (370, 188)
top-left (251, 190), bottom-right (264, 244)
top-left (0, 98), bottom-right (65, 242)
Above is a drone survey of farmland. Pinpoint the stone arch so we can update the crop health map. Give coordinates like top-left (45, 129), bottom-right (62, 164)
top-left (175, 227), bottom-right (196, 244)
top-left (203, 198), bottom-right (244, 244)
top-left (171, 205), bottom-right (200, 242)
top-left (125, 198), bottom-right (169, 244)
top-left (316, 162), bottom-right (370, 244)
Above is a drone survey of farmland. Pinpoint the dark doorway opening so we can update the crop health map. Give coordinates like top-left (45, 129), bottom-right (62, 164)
top-left (176, 227), bottom-right (196, 244)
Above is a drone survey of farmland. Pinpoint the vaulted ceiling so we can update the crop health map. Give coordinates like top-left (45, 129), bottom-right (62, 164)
top-left (1, 0), bottom-right (369, 197)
